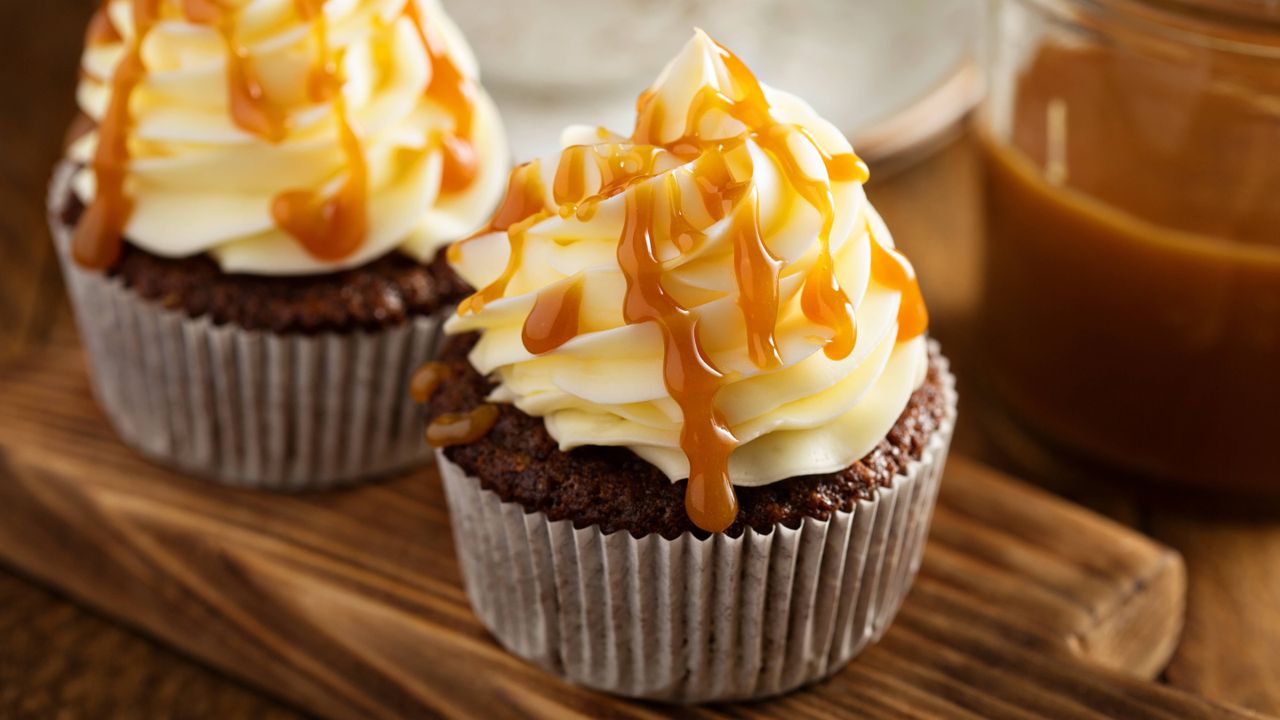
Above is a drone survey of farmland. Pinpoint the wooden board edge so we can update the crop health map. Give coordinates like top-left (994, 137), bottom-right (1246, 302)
top-left (943, 457), bottom-right (1188, 677)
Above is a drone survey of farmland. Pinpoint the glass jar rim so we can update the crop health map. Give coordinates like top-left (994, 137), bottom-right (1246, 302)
top-left (1018, 0), bottom-right (1280, 57)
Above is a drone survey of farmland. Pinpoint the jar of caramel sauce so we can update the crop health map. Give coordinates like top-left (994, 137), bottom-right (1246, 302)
top-left (977, 0), bottom-right (1280, 489)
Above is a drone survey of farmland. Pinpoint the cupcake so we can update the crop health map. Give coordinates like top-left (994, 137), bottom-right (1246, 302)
top-left (420, 30), bottom-right (956, 702)
top-left (49, 0), bottom-right (508, 489)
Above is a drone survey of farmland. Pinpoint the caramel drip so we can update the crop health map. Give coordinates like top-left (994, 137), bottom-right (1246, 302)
top-left (522, 278), bottom-right (584, 355)
top-left (72, 0), bottom-right (161, 270)
top-left (403, 0), bottom-right (479, 194)
top-left (86, 3), bottom-right (122, 45)
top-left (633, 42), bottom-right (868, 362)
top-left (427, 405), bottom-right (500, 447)
top-left (666, 174), bottom-right (703, 254)
top-left (868, 224), bottom-right (929, 339)
top-left (456, 160), bottom-right (548, 314)
top-left (620, 182), bottom-right (739, 532)
top-left (801, 251), bottom-right (857, 359)
top-left (178, 0), bottom-right (288, 142)
top-left (223, 55), bottom-right (285, 147)
top-left (680, 145), bottom-right (784, 369)
top-left (824, 147), bottom-right (871, 183)
top-left (553, 146), bottom-right (591, 207)
top-left (409, 361), bottom-right (450, 403)
top-left (270, 0), bottom-right (368, 261)
top-left (731, 188), bottom-right (784, 369)
top-left (295, 0), bottom-right (340, 102)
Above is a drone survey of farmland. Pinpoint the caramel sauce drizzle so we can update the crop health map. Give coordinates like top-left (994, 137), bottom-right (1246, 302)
top-left (409, 361), bottom-right (450, 403)
top-left (454, 38), bottom-right (927, 532)
top-left (455, 160), bottom-right (549, 314)
top-left (731, 186), bottom-right (784, 369)
top-left (269, 0), bottom-right (368, 261)
top-left (72, 0), bottom-right (161, 269)
top-left (620, 181), bottom-right (740, 531)
top-left (75, 0), bottom-right (484, 269)
top-left (223, 35), bottom-right (288, 142)
top-left (403, 0), bottom-right (479, 194)
top-left (552, 144), bottom-right (668, 221)
top-left (665, 174), bottom-right (703, 254)
top-left (294, 0), bottom-right (341, 101)
top-left (869, 222), bottom-right (929, 339)
top-left (427, 405), bottom-right (500, 448)
top-left (181, 0), bottom-right (288, 143)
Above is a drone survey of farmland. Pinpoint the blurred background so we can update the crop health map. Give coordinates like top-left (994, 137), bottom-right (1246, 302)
top-left (2, 0), bottom-right (1279, 716)
top-left (438, 0), bottom-right (980, 161)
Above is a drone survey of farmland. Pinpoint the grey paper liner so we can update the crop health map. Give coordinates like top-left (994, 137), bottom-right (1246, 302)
top-left (48, 161), bottom-right (445, 490)
top-left (438, 351), bottom-right (956, 703)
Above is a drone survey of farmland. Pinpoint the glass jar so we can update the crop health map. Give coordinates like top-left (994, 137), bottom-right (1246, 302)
top-left (976, 0), bottom-right (1280, 489)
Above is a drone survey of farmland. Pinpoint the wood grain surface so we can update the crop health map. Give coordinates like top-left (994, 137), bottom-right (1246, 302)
top-left (0, 570), bottom-right (295, 719)
top-left (0, 337), bottom-right (1261, 720)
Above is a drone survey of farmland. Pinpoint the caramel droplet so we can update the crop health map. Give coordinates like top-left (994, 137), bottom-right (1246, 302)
top-left (437, 133), bottom-right (479, 194)
top-left (426, 405), bottom-right (499, 448)
top-left (553, 146), bottom-right (591, 206)
top-left (522, 278), bottom-right (585, 355)
top-left (409, 361), bottom-right (450, 403)
top-left (685, 464), bottom-right (739, 534)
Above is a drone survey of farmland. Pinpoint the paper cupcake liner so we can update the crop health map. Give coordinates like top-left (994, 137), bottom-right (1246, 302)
top-left (438, 352), bottom-right (956, 703)
top-left (48, 162), bottom-right (445, 490)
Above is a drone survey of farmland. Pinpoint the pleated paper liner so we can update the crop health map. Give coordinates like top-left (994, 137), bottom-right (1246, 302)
top-left (439, 354), bottom-right (956, 703)
top-left (49, 161), bottom-right (445, 490)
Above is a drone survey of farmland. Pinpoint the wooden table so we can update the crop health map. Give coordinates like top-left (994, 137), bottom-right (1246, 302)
top-left (1, 1), bottom-right (1277, 717)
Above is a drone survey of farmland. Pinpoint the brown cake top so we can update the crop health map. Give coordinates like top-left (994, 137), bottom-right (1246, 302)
top-left (425, 334), bottom-right (949, 539)
top-left (60, 184), bottom-right (469, 334)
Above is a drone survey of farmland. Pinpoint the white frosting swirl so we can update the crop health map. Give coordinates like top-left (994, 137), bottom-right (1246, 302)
top-left (446, 31), bottom-right (927, 486)
top-left (67, 0), bottom-right (507, 275)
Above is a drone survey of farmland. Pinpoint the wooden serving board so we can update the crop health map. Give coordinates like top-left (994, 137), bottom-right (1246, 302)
top-left (0, 337), bottom-right (1257, 719)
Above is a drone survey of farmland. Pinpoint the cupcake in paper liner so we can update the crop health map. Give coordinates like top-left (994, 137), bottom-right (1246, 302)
top-left (48, 0), bottom-right (508, 489)
top-left (415, 30), bottom-right (957, 703)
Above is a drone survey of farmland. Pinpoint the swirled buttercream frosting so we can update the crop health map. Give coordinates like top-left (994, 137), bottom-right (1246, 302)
top-left (446, 30), bottom-right (929, 532)
top-left (67, 0), bottom-right (507, 274)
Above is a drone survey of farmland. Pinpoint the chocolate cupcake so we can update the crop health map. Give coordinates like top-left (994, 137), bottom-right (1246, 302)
top-left (421, 31), bottom-right (956, 702)
top-left (49, 0), bottom-right (508, 489)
